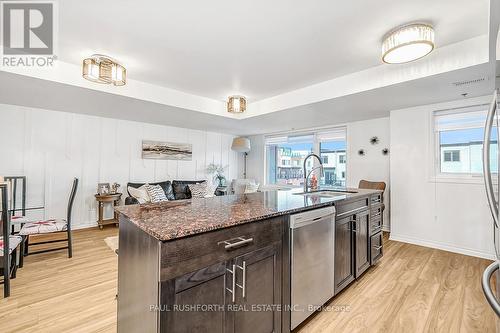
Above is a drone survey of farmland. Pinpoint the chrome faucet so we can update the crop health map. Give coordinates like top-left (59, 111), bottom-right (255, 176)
top-left (303, 153), bottom-right (324, 193)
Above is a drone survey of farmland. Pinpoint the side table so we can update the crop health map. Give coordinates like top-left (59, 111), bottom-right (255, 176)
top-left (95, 193), bottom-right (122, 229)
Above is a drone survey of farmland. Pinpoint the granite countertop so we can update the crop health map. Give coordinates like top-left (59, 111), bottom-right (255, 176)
top-left (115, 188), bottom-right (381, 242)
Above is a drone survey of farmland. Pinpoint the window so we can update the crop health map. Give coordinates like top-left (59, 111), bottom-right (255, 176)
top-left (265, 128), bottom-right (347, 187)
top-left (434, 106), bottom-right (498, 175)
top-left (265, 135), bottom-right (314, 186)
top-left (339, 155), bottom-right (346, 164)
top-left (443, 150), bottom-right (460, 162)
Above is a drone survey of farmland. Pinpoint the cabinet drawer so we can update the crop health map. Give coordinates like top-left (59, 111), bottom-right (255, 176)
top-left (336, 198), bottom-right (369, 217)
top-left (370, 194), bottom-right (382, 204)
top-left (159, 217), bottom-right (284, 281)
top-left (370, 232), bottom-right (383, 265)
top-left (370, 205), bottom-right (382, 219)
top-left (370, 216), bottom-right (382, 234)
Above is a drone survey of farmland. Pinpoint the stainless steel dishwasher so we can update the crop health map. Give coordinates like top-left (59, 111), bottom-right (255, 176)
top-left (290, 206), bottom-right (335, 330)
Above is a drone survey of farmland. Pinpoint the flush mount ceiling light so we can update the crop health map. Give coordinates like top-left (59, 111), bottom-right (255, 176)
top-left (382, 23), bottom-right (435, 64)
top-left (82, 54), bottom-right (126, 86)
top-left (227, 95), bottom-right (247, 114)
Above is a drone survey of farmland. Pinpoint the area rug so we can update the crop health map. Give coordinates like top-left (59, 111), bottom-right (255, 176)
top-left (104, 236), bottom-right (119, 255)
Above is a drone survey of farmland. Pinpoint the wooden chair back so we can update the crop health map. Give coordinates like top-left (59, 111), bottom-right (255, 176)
top-left (358, 180), bottom-right (386, 192)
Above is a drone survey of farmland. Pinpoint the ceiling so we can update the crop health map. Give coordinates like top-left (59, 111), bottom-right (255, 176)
top-left (0, 62), bottom-right (492, 136)
top-left (58, 0), bottom-right (489, 102)
top-left (0, 0), bottom-right (494, 136)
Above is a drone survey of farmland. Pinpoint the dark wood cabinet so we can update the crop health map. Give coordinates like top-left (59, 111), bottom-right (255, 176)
top-left (161, 262), bottom-right (229, 333)
top-left (158, 221), bottom-right (283, 333)
top-left (334, 194), bottom-right (383, 295)
top-left (334, 214), bottom-right (355, 294)
top-left (354, 210), bottom-right (370, 277)
top-left (228, 244), bottom-right (282, 333)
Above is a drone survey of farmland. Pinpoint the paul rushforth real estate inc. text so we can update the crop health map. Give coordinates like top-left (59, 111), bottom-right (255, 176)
top-left (149, 304), bottom-right (351, 313)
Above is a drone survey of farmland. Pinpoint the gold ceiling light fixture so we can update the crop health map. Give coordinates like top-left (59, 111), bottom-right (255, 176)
top-left (382, 23), bottom-right (435, 64)
top-left (82, 54), bottom-right (126, 86)
top-left (227, 95), bottom-right (247, 114)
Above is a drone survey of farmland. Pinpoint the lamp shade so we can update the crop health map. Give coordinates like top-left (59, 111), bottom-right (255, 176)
top-left (231, 137), bottom-right (251, 153)
top-left (227, 96), bottom-right (247, 113)
top-left (83, 54), bottom-right (126, 86)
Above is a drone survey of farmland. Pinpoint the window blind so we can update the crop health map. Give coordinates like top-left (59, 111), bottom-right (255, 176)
top-left (264, 127), bottom-right (346, 145)
top-left (434, 105), bottom-right (490, 131)
top-left (264, 134), bottom-right (313, 145)
top-left (316, 128), bottom-right (346, 142)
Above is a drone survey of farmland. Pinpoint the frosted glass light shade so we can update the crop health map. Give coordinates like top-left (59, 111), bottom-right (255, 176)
top-left (231, 137), bottom-right (251, 153)
top-left (382, 24), bottom-right (434, 64)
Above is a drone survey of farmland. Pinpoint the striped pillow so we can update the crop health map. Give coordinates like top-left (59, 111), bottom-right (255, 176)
top-left (145, 184), bottom-right (168, 203)
top-left (188, 181), bottom-right (209, 198)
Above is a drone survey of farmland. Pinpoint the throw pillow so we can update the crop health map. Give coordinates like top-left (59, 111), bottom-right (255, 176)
top-left (205, 182), bottom-right (216, 198)
top-left (188, 181), bottom-right (209, 198)
top-left (145, 184), bottom-right (168, 203)
top-left (244, 183), bottom-right (260, 194)
top-left (128, 185), bottom-right (151, 204)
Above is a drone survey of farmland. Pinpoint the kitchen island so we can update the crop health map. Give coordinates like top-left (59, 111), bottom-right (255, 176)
top-left (115, 188), bottom-right (383, 333)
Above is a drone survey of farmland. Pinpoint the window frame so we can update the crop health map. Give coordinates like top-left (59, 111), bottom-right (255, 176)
top-left (264, 127), bottom-right (347, 188)
top-left (431, 103), bottom-right (497, 184)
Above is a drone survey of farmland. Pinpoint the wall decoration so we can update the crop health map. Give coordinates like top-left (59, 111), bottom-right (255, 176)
top-left (358, 149), bottom-right (365, 156)
top-left (382, 148), bottom-right (390, 155)
top-left (370, 136), bottom-right (379, 145)
top-left (97, 183), bottom-right (110, 195)
top-left (110, 182), bottom-right (121, 194)
top-left (142, 140), bottom-right (192, 161)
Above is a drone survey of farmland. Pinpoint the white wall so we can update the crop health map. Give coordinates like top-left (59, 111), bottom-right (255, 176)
top-left (0, 103), bottom-right (239, 229)
top-left (242, 117), bottom-right (391, 228)
top-left (346, 118), bottom-right (391, 229)
top-left (390, 95), bottom-right (496, 259)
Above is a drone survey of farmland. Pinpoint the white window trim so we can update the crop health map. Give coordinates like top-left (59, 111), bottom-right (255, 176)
top-left (264, 126), bottom-right (347, 188)
top-left (428, 102), bottom-right (497, 185)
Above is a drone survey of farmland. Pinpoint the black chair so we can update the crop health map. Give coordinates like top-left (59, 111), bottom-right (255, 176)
top-left (3, 176), bottom-right (26, 218)
top-left (19, 178), bottom-right (78, 258)
top-left (1, 183), bottom-right (22, 298)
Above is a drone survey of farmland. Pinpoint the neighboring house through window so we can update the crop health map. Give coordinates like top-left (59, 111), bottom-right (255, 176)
top-left (434, 105), bottom-right (498, 176)
top-left (265, 127), bottom-right (347, 187)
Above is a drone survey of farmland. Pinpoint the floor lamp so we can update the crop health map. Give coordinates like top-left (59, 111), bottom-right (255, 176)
top-left (231, 137), bottom-right (251, 179)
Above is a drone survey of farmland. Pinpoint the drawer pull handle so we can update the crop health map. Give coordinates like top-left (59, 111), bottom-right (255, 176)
top-left (226, 265), bottom-right (236, 303)
top-left (218, 237), bottom-right (254, 250)
top-left (236, 261), bottom-right (246, 298)
top-left (373, 245), bottom-right (382, 250)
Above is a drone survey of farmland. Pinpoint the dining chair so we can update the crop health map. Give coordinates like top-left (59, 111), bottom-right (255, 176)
top-left (0, 183), bottom-right (22, 298)
top-left (19, 178), bottom-right (78, 258)
top-left (4, 176), bottom-right (27, 230)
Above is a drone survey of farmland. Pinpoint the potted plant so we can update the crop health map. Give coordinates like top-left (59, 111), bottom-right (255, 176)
top-left (206, 163), bottom-right (227, 187)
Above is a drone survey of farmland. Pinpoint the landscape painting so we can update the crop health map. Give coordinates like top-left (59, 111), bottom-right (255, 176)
top-left (142, 140), bottom-right (192, 161)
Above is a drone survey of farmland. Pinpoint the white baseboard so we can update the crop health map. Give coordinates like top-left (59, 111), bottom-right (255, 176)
top-left (389, 233), bottom-right (496, 260)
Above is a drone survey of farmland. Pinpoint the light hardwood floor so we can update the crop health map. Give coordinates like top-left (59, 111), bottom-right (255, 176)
top-left (296, 234), bottom-right (498, 333)
top-left (0, 228), bottom-right (497, 332)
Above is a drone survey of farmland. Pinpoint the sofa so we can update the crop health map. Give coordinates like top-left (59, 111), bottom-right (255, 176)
top-left (125, 180), bottom-right (206, 205)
